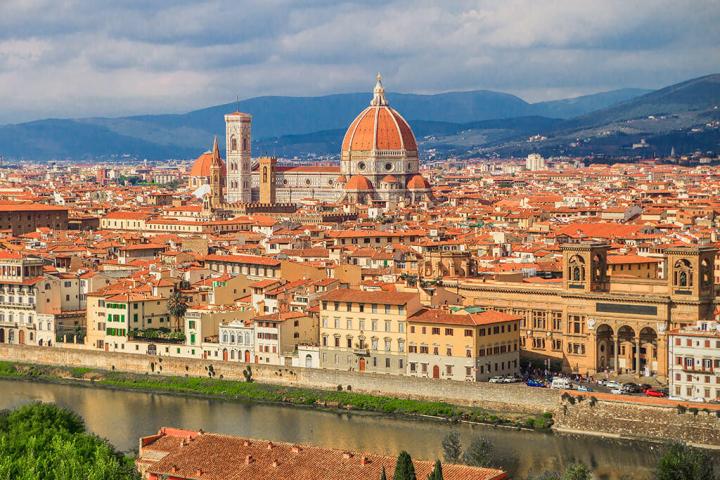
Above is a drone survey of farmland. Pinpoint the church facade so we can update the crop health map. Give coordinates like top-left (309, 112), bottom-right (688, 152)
top-left (189, 75), bottom-right (432, 210)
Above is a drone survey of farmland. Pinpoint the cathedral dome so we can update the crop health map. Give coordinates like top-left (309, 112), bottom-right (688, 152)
top-left (381, 174), bottom-right (399, 184)
top-left (190, 151), bottom-right (225, 177)
top-left (341, 74), bottom-right (417, 153)
top-left (345, 175), bottom-right (374, 191)
top-left (406, 174), bottom-right (431, 190)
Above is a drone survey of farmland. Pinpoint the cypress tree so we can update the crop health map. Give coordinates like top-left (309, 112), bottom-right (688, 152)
top-left (393, 451), bottom-right (417, 480)
top-left (427, 460), bottom-right (443, 480)
top-left (380, 466), bottom-right (388, 480)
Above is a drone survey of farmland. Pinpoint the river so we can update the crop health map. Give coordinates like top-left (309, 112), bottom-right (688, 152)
top-left (1, 379), bottom-right (665, 479)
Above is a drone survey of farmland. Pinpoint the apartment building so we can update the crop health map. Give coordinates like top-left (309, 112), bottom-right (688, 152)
top-left (0, 253), bottom-right (63, 346)
top-left (319, 289), bottom-right (421, 374)
top-left (254, 311), bottom-right (317, 365)
top-left (668, 320), bottom-right (720, 402)
top-left (407, 308), bottom-right (520, 381)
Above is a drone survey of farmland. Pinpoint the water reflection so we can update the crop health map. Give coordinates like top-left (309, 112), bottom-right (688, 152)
top-left (1, 380), bottom-right (664, 479)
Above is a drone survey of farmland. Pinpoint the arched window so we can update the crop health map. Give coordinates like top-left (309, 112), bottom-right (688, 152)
top-left (568, 255), bottom-right (585, 282)
top-left (231, 136), bottom-right (237, 151)
top-left (222, 333), bottom-right (228, 343)
top-left (263, 166), bottom-right (268, 183)
top-left (242, 137), bottom-right (248, 151)
top-left (674, 259), bottom-right (693, 287)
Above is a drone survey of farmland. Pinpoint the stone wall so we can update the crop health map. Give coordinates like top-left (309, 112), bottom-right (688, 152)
top-left (0, 344), bottom-right (557, 413)
top-left (554, 397), bottom-right (720, 448)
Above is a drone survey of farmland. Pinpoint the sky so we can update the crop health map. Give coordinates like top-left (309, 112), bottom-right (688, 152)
top-left (0, 0), bottom-right (718, 124)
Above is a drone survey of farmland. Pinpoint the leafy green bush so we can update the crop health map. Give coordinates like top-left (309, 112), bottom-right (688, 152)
top-left (0, 402), bottom-right (138, 479)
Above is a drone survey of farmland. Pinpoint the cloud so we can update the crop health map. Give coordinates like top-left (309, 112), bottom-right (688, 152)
top-left (0, 0), bottom-right (718, 123)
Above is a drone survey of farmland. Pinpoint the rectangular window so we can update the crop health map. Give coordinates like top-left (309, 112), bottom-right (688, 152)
top-left (464, 329), bottom-right (473, 337)
top-left (445, 328), bottom-right (453, 336)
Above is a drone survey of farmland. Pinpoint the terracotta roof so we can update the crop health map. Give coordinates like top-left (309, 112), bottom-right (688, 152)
top-left (345, 175), bottom-right (374, 191)
top-left (321, 288), bottom-right (417, 305)
top-left (190, 151), bottom-right (225, 177)
top-left (141, 429), bottom-right (507, 480)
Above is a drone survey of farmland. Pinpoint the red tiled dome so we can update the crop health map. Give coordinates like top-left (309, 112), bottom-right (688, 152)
top-left (341, 75), bottom-right (417, 154)
top-left (381, 175), bottom-right (399, 184)
top-left (407, 174), bottom-right (431, 190)
top-left (336, 175), bottom-right (348, 183)
top-left (190, 151), bottom-right (225, 177)
top-left (345, 175), bottom-right (374, 191)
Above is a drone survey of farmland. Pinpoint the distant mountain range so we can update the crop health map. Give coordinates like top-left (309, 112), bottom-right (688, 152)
top-left (0, 74), bottom-right (718, 161)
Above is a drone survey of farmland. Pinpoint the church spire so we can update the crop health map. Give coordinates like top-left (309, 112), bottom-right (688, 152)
top-left (370, 72), bottom-right (388, 106)
top-left (211, 135), bottom-right (221, 164)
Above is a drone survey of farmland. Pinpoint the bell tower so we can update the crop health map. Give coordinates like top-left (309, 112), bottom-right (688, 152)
top-left (209, 136), bottom-right (224, 210)
top-left (666, 245), bottom-right (716, 301)
top-left (258, 156), bottom-right (277, 204)
top-left (225, 111), bottom-right (252, 203)
top-left (562, 243), bottom-right (610, 292)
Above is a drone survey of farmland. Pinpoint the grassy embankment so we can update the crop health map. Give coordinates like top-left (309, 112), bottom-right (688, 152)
top-left (0, 361), bottom-right (553, 431)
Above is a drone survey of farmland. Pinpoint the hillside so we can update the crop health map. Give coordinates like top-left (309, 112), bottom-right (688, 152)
top-left (0, 86), bottom-right (652, 160)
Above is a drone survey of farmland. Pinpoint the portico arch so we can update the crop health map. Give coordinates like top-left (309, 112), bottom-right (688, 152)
top-left (639, 327), bottom-right (658, 375)
top-left (595, 324), bottom-right (614, 371)
top-left (617, 326), bottom-right (637, 374)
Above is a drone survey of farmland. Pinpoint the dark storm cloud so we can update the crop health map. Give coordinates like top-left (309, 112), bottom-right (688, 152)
top-left (0, 0), bottom-right (718, 123)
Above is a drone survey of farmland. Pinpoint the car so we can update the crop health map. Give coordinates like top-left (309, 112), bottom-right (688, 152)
top-left (502, 375), bottom-right (520, 383)
top-left (610, 388), bottom-right (626, 395)
top-left (576, 385), bottom-right (593, 392)
top-left (689, 397), bottom-right (706, 403)
top-left (489, 376), bottom-right (504, 383)
top-left (639, 383), bottom-right (653, 392)
top-left (605, 380), bottom-right (622, 389)
top-left (622, 383), bottom-right (643, 394)
top-left (645, 388), bottom-right (667, 398)
top-left (526, 379), bottom-right (545, 387)
top-left (551, 378), bottom-right (572, 389)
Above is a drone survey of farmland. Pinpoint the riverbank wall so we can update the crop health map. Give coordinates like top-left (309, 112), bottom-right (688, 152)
top-left (554, 394), bottom-right (720, 449)
top-left (0, 344), bottom-right (556, 414)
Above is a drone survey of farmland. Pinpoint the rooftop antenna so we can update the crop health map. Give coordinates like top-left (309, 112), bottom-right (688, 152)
top-left (236, 95), bottom-right (240, 113)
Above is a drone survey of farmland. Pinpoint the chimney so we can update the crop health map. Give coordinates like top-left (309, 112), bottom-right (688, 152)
top-left (360, 456), bottom-right (370, 466)
top-left (267, 442), bottom-right (274, 450)
top-left (272, 460), bottom-right (279, 468)
top-left (170, 465), bottom-right (178, 473)
top-left (245, 455), bottom-right (253, 465)
top-left (342, 452), bottom-right (352, 459)
top-left (291, 446), bottom-right (301, 454)
top-left (195, 468), bottom-right (203, 476)
top-left (243, 440), bottom-right (251, 447)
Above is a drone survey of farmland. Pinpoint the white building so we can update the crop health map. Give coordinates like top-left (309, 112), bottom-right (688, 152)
top-left (526, 153), bottom-right (546, 171)
top-left (668, 320), bottom-right (720, 402)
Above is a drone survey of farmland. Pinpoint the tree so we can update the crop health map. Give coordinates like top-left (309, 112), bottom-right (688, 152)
top-left (561, 463), bottom-right (591, 480)
top-left (656, 442), bottom-right (716, 480)
top-left (0, 402), bottom-right (139, 479)
top-left (462, 435), bottom-right (494, 468)
top-left (529, 462), bottom-right (591, 480)
top-left (427, 460), bottom-right (443, 480)
top-left (393, 451), bottom-right (417, 480)
top-left (167, 290), bottom-right (187, 331)
top-left (441, 431), bottom-right (462, 464)
top-left (380, 466), bottom-right (388, 480)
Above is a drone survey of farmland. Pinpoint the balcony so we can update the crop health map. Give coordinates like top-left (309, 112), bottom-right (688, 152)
top-left (353, 344), bottom-right (369, 356)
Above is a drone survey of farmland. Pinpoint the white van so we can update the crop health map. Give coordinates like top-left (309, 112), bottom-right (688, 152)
top-left (551, 377), bottom-right (572, 389)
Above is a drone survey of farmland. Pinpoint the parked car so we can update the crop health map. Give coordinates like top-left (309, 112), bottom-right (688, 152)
top-left (639, 383), bottom-right (653, 392)
top-left (502, 375), bottom-right (521, 383)
top-left (622, 383), bottom-right (643, 394)
top-left (489, 376), bottom-right (505, 383)
top-left (551, 377), bottom-right (572, 389)
top-left (689, 397), bottom-right (706, 403)
top-left (611, 387), bottom-right (626, 395)
top-left (576, 385), bottom-right (593, 392)
top-left (526, 379), bottom-right (546, 387)
top-left (605, 380), bottom-right (622, 389)
top-left (645, 388), bottom-right (667, 398)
